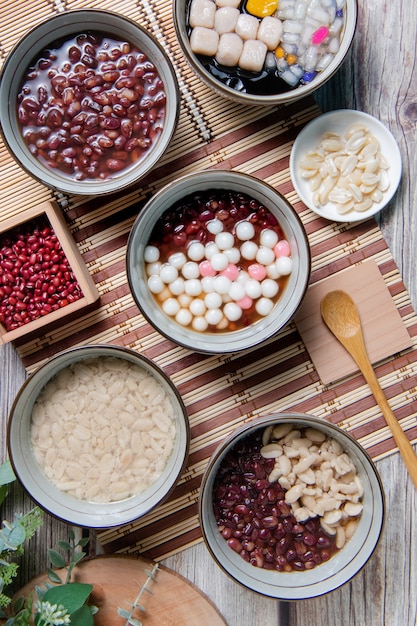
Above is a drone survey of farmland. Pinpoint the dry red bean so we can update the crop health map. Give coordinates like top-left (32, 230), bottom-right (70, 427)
top-left (0, 216), bottom-right (83, 331)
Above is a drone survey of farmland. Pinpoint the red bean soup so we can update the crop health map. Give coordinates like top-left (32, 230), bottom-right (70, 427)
top-left (17, 31), bottom-right (167, 181)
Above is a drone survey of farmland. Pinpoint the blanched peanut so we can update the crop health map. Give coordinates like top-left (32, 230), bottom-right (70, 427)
top-left (261, 424), bottom-right (364, 547)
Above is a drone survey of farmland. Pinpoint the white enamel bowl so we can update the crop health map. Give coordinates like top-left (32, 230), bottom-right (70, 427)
top-left (199, 413), bottom-right (385, 600)
top-left (290, 109), bottom-right (402, 222)
top-left (7, 345), bottom-right (189, 527)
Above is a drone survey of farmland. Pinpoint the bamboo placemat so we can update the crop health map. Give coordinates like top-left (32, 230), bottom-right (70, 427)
top-left (1, 0), bottom-right (417, 561)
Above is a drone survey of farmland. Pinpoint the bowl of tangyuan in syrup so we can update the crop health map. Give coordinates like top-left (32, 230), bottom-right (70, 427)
top-left (0, 9), bottom-right (179, 195)
top-left (174, 0), bottom-right (357, 105)
top-left (199, 413), bottom-right (385, 599)
top-left (126, 169), bottom-right (311, 354)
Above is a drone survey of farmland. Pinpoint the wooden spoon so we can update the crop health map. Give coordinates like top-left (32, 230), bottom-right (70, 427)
top-left (321, 289), bottom-right (417, 490)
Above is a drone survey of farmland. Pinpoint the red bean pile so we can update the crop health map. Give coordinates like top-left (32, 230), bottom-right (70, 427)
top-left (213, 430), bottom-right (337, 572)
top-left (17, 31), bottom-right (166, 180)
top-left (0, 217), bottom-right (83, 332)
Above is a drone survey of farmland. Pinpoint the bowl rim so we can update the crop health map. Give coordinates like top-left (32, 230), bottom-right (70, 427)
top-left (289, 108), bottom-right (403, 222)
top-left (198, 412), bottom-right (385, 599)
top-left (126, 169), bottom-right (311, 354)
top-left (7, 344), bottom-right (190, 528)
top-left (0, 8), bottom-right (180, 195)
top-left (173, 0), bottom-right (358, 106)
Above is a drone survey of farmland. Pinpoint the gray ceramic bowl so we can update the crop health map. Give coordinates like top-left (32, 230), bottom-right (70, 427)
top-left (199, 413), bottom-right (385, 599)
top-left (126, 169), bottom-right (311, 354)
top-left (0, 9), bottom-right (179, 195)
top-left (174, 0), bottom-right (357, 106)
top-left (7, 344), bottom-right (189, 527)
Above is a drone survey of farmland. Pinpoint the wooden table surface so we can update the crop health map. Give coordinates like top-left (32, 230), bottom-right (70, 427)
top-left (1, 0), bottom-right (417, 624)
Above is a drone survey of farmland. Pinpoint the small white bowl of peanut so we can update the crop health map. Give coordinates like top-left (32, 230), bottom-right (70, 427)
top-left (7, 344), bottom-right (189, 527)
top-left (199, 413), bottom-right (384, 599)
top-left (290, 109), bottom-right (402, 222)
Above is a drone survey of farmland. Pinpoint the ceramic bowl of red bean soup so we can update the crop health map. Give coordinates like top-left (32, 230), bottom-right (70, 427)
top-left (0, 10), bottom-right (179, 195)
top-left (126, 169), bottom-right (311, 354)
top-left (174, 0), bottom-right (357, 105)
top-left (7, 344), bottom-right (190, 527)
top-left (199, 413), bottom-right (385, 599)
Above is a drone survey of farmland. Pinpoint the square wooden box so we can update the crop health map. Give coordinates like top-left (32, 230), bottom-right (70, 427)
top-left (0, 201), bottom-right (99, 344)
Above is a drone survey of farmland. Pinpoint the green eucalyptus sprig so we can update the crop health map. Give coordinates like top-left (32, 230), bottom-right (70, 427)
top-left (117, 563), bottom-right (159, 626)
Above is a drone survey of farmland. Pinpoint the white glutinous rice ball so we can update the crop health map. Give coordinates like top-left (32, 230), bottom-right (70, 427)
top-left (189, 298), bottom-right (207, 316)
top-left (225, 247), bottom-right (241, 263)
top-left (169, 277), bottom-right (185, 295)
top-left (201, 276), bottom-right (215, 292)
top-left (205, 241), bottom-right (220, 260)
top-left (185, 278), bottom-right (203, 296)
top-left (215, 231), bottom-right (235, 250)
top-left (205, 291), bottom-right (223, 309)
top-left (257, 16), bottom-right (284, 50)
top-left (210, 252), bottom-right (229, 271)
top-left (235, 14), bottom-right (259, 40)
top-left (160, 264), bottom-right (178, 284)
top-left (189, 0), bottom-right (216, 28)
top-left (146, 261), bottom-right (161, 276)
top-left (168, 251), bottom-right (187, 269)
top-left (214, 275), bottom-right (232, 294)
top-left (216, 32), bottom-right (244, 66)
top-left (192, 316), bottom-right (209, 331)
top-left (178, 293), bottom-right (192, 308)
top-left (235, 220), bottom-right (255, 241)
top-left (261, 278), bottom-right (279, 298)
top-left (148, 275), bottom-right (164, 294)
top-left (276, 256), bottom-right (293, 275)
top-left (162, 297), bottom-right (181, 317)
top-left (144, 245), bottom-right (160, 263)
top-left (207, 219), bottom-right (224, 235)
top-left (229, 281), bottom-right (246, 301)
top-left (182, 261), bottom-right (200, 279)
top-left (190, 26), bottom-right (219, 56)
top-left (239, 39), bottom-right (267, 72)
top-left (205, 308), bottom-right (223, 326)
top-left (245, 278), bottom-right (262, 299)
top-left (224, 302), bottom-right (243, 321)
top-left (240, 240), bottom-right (258, 260)
top-left (176, 308), bottom-right (193, 326)
top-left (256, 246), bottom-right (275, 266)
top-left (256, 297), bottom-right (274, 316)
top-left (188, 241), bottom-right (206, 262)
top-left (214, 6), bottom-right (240, 34)
top-left (260, 228), bottom-right (279, 248)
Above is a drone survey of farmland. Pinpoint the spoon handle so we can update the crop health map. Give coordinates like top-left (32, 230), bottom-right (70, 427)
top-left (343, 332), bottom-right (417, 490)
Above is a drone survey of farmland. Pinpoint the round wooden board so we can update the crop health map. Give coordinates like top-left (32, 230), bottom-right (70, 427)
top-left (16, 555), bottom-right (227, 625)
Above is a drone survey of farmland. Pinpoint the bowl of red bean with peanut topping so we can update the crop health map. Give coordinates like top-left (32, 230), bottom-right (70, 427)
top-left (199, 413), bottom-right (385, 599)
top-left (0, 10), bottom-right (179, 195)
top-left (126, 169), bottom-right (310, 353)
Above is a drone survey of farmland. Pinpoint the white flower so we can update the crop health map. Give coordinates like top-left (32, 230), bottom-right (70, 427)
top-left (35, 600), bottom-right (71, 625)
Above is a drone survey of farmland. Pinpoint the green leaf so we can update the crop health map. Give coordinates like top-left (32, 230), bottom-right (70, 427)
top-left (46, 567), bottom-right (63, 584)
top-left (128, 618), bottom-right (143, 626)
top-left (0, 461), bottom-right (16, 486)
top-left (57, 540), bottom-right (71, 551)
top-left (77, 537), bottom-right (90, 548)
top-left (68, 528), bottom-right (76, 541)
top-left (0, 521), bottom-right (26, 549)
top-left (72, 551), bottom-right (86, 564)
top-left (118, 608), bottom-right (131, 619)
top-left (42, 583), bottom-right (93, 615)
top-left (48, 549), bottom-right (66, 568)
top-left (67, 603), bottom-right (95, 626)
